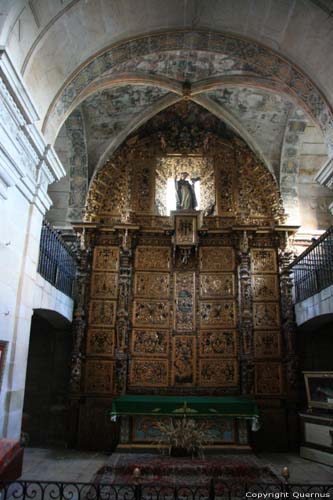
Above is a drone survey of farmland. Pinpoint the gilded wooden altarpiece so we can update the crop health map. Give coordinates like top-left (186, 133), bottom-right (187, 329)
top-left (71, 109), bottom-right (297, 448)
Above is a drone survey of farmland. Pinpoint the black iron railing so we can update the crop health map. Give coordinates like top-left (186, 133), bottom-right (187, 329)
top-left (37, 220), bottom-right (77, 298)
top-left (1, 480), bottom-right (333, 500)
top-left (289, 226), bottom-right (333, 303)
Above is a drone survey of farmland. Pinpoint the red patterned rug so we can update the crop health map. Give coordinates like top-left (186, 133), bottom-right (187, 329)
top-left (92, 453), bottom-right (281, 486)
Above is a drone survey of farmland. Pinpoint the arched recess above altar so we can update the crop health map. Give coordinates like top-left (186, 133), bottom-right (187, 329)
top-left (84, 101), bottom-right (285, 229)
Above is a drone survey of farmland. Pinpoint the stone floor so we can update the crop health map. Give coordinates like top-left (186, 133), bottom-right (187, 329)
top-left (19, 448), bottom-right (333, 484)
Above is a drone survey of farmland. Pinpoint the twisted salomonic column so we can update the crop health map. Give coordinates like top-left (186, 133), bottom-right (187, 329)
top-left (69, 228), bottom-right (93, 393)
top-left (115, 227), bottom-right (135, 395)
top-left (238, 231), bottom-right (255, 395)
top-left (279, 232), bottom-right (298, 396)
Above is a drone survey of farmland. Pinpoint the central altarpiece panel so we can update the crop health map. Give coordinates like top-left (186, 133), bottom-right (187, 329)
top-left (69, 102), bottom-right (298, 451)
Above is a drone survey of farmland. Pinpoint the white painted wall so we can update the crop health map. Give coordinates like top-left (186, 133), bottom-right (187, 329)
top-left (0, 49), bottom-right (66, 439)
top-left (295, 285), bottom-right (333, 327)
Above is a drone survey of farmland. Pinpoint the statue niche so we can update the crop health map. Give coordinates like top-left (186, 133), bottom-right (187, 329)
top-left (175, 172), bottom-right (200, 211)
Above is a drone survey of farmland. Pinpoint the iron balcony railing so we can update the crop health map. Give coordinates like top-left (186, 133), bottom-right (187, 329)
top-left (0, 480), bottom-right (332, 500)
top-left (37, 220), bottom-right (77, 299)
top-left (289, 226), bottom-right (333, 303)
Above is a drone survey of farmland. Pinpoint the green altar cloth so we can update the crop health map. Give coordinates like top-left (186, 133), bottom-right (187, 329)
top-left (110, 395), bottom-right (259, 418)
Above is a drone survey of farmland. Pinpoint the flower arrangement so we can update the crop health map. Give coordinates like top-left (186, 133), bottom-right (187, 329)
top-left (155, 417), bottom-right (207, 458)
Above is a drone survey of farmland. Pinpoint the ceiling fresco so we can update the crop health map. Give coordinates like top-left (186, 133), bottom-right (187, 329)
top-left (102, 50), bottom-right (266, 83)
top-left (81, 85), bottom-right (170, 171)
top-left (44, 31), bottom-right (333, 149)
top-left (206, 87), bottom-right (296, 177)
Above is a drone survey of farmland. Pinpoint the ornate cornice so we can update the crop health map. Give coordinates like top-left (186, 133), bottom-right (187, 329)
top-left (315, 156), bottom-right (333, 190)
top-left (0, 50), bottom-right (65, 208)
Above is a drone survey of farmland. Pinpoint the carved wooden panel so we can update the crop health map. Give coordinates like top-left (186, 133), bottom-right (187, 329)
top-left (92, 246), bottom-right (119, 271)
top-left (133, 300), bottom-right (170, 327)
top-left (251, 249), bottom-right (277, 274)
top-left (91, 272), bottom-right (118, 299)
top-left (199, 359), bottom-right (238, 387)
top-left (174, 272), bottom-right (195, 331)
top-left (252, 275), bottom-right (279, 301)
top-left (131, 161), bottom-right (154, 213)
top-left (85, 360), bottom-right (114, 393)
top-left (130, 359), bottom-right (168, 387)
top-left (86, 328), bottom-right (115, 356)
top-left (135, 246), bottom-right (171, 271)
top-left (200, 330), bottom-right (237, 357)
top-left (175, 214), bottom-right (197, 246)
top-left (89, 300), bottom-right (116, 327)
top-left (200, 273), bottom-right (235, 298)
top-left (254, 332), bottom-right (281, 359)
top-left (172, 336), bottom-right (196, 386)
top-left (131, 329), bottom-right (169, 357)
top-left (255, 362), bottom-right (283, 395)
top-left (215, 152), bottom-right (236, 216)
top-left (200, 301), bottom-right (236, 328)
top-left (253, 303), bottom-right (280, 330)
top-left (238, 155), bottom-right (279, 222)
top-left (199, 247), bottom-right (235, 272)
top-left (134, 272), bottom-right (170, 298)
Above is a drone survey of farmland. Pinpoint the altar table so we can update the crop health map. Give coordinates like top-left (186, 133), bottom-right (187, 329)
top-left (110, 395), bottom-right (259, 451)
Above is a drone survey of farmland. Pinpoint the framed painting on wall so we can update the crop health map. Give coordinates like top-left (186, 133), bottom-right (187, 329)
top-left (303, 371), bottom-right (333, 411)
